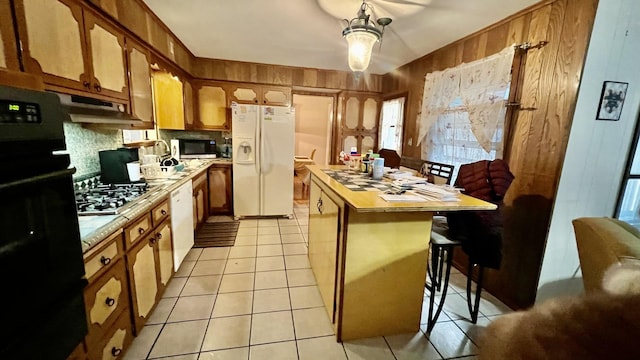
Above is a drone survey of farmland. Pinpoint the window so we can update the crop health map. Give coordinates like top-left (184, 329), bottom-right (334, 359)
top-left (422, 89), bottom-right (508, 180)
top-left (616, 116), bottom-right (640, 228)
top-left (418, 46), bottom-right (515, 182)
top-left (378, 97), bottom-right (405, 155)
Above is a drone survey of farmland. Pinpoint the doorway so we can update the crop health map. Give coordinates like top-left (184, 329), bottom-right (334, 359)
top-left (292, 94), bottom-right (334, 166)
top-left (292, 93), bottom-right (335, 200)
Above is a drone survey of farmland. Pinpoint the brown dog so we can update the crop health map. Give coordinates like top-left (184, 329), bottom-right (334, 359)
top-left (479, 262), bottom-right (640, 360)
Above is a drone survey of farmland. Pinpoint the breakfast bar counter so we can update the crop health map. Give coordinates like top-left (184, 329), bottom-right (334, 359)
top-left (306, 165), bottom-right (496, 341)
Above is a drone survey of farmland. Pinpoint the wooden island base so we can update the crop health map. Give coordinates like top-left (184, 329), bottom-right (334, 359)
top-left (306, 165), bottom-right (496, 341)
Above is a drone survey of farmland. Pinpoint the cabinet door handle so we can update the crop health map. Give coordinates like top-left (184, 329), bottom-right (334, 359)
top-left (105, 297), bottom-right (115, 307)
top-left (138, 227), bottom-right (145, 235)
top-left (150, 237), bottom-right (157, 245)
top-left (100, 256), bottom-right (111, 266)
top-left (155, 232), bottom-right (162, 240)
top-left (94, 83), bottom-right (102, 92)
top-left (317, 198), bottom-right (324, 214)
top-left (82, 81), bottom-right (90, 89)
top-left (161, 209), bottom-right (167, 216)
top-left (111, 347), bottom-right (122, 357)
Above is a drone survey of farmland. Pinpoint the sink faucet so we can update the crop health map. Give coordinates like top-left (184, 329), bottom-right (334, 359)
top-left (154, 140), bottom-right (171, 157)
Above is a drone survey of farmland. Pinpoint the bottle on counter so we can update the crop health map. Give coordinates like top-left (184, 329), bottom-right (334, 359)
top-left (372, 158), bottom-right (385, 180)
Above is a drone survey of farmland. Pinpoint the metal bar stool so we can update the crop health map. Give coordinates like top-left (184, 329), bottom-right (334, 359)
top-left (424, 225), bottom-right (486, 332)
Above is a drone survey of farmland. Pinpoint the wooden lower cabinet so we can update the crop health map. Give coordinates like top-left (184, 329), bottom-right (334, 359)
top-left (126, 216), bottom-right (173, 334)
top-left (156, 220), bottom-right (173, 289)
top-left (308, 180), bottom-right (341, 324)
top-left (82, 199), bottom-right (174, 357)
top-left (192, 170), bottom-right (208, 231)
top-left (208, 164), bottom-right (232, 214)
top-left (84, 259), bottom-right (129, 347)
top-left (127, 232), bottom-right (158, 334)
top-left (87, 309), bottom-right (133, 360)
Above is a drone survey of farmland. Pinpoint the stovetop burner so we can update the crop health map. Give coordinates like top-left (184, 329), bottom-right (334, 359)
top-left (75, 182), bottom-right (149, 215)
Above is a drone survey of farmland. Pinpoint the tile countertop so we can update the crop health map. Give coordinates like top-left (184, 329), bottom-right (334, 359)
top-left (78, 158), bottom-right (232, 253)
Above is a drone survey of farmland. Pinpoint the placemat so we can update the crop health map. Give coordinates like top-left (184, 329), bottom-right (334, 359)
top-left (322, 169), bottom-right (392, 192)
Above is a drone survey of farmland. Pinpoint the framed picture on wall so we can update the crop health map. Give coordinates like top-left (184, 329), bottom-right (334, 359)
top-left (596, 81), bottom-right (629, 121)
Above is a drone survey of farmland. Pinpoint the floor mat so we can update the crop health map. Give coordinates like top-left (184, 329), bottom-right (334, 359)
top-left (193, 221), bottom-right (239, 247)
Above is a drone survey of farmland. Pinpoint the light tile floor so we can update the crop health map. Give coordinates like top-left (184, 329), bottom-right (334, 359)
top-left (124, 200), bottom-right (512, 360)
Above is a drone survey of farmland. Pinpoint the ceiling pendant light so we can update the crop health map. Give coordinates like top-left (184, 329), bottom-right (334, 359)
top-left (342, 0), bottom-right (392, 73)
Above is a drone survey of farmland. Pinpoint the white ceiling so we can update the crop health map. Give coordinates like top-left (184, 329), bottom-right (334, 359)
top-left (143, 0), bottom-right (540, 75)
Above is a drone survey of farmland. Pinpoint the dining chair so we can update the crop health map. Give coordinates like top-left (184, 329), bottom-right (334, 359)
top-left (378, 148), bottom-right (401, 168)
top-left (424, 159), bottom-right (513, 332)
top-left (420, 160), bottom-right (454, 185)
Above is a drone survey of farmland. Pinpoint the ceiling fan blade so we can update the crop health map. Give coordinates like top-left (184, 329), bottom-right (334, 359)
top-left (377, 0), bottom-right (431, 8)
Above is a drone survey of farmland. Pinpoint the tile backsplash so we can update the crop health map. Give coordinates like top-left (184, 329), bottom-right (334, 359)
top-left (63, 122), bottom-right (123, 179)
top-left (63, 125), bottom-right (232, 180)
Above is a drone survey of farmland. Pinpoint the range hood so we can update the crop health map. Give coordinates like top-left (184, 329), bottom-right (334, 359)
top-left (56, 92), bottom-right (145, 127)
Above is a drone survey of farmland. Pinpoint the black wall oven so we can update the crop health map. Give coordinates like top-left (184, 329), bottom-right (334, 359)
top-left (0, 85), bottom-right (87, 359)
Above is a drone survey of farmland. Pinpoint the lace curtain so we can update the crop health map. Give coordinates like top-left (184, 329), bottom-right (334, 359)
top-left (417, 46), bottom-right (515, 176)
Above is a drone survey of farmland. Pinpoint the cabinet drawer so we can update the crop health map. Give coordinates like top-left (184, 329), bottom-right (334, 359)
top-left (87, 308), bottom-right (133, 360)
top-left (84, 259), bottom-right (129, 348)
top-left (151, 198), bottom-right (169, 227)
top-left (84, 232), bottom-right (124, 282)
top-left (124, 213), bottom-right (152, 249)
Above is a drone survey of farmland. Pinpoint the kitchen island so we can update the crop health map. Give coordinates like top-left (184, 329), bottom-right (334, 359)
top-left (306, 165), bottom-right (496, 341)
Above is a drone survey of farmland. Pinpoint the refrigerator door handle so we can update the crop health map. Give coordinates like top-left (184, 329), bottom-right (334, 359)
top-left (259, 112), bottom-right (265, 215)
top-left (262, 139), bottom-right (271, 175)
top-left (260, 123), bottom-right (265, 175)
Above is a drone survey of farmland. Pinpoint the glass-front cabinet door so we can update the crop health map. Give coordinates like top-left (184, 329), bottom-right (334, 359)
top-left (336, 92), bottom-right (381, 161)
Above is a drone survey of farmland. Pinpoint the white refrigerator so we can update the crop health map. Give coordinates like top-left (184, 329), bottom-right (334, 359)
top-left (232, 103), bottom-right (295, 218)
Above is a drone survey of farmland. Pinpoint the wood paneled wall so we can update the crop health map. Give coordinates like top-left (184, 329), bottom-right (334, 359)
top-left (382, 0), bottom-right (598, 308)
top-left (88, 0), bottom-right (194, 73)
top-left (192, 58), bottom-right (383, 92)
top-left (87, 0), bottom-right (382, 92)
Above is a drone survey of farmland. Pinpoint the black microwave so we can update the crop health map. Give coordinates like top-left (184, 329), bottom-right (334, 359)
top-left (171, 138), bottom-right (218, 159)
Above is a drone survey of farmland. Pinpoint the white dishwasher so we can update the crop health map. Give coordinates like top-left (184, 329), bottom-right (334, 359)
top-left (171, 180), bottom-right (194, 271)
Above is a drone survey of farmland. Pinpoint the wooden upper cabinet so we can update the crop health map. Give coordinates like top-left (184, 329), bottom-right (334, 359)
top-left (126, 38), bottom-right (153, 129)
top-left (153, 71), bottom-right (185, 130)
top-left (228, 83), bottom-right (258, 104)
top-left (84, 11), bottom-right (128, 100)
top-left (196, 81), bottom-right (230, 130)
top-left (262, 86), bottom-right (291, 106)
top-left (183, 79), bottom-right (195, 130)
top-left (228, 83), bottom-right (291, 106)
top-left (15, 0), bottom-right (90, 91)
top-left (14, 0), bottom-right (128, 100)
top-left (0, 1), bottom-right (20, 70)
